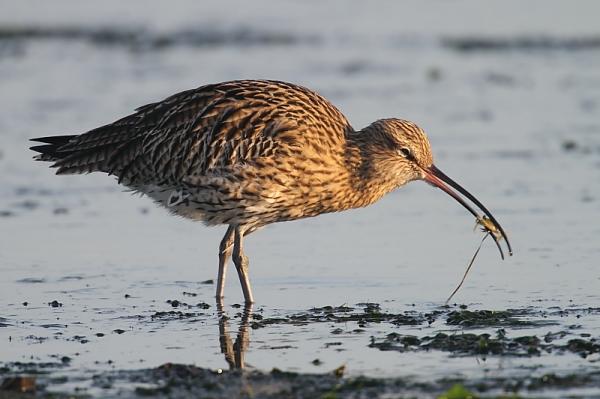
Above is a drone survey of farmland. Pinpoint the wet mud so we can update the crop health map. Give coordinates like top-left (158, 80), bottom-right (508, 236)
top-left (370, 330), bottom-right (599, 358)
top-left (10, 361), bottom-right (599, 399)
top-left (442, 36), bottom-right (600, 52)
top-left (2, 304), bottom-right (599, 398)
top-left (0, 26), bottom-right (317, 54)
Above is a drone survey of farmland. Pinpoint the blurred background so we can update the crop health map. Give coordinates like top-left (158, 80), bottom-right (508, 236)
top-left (1, 0), bottom-right (600, 386)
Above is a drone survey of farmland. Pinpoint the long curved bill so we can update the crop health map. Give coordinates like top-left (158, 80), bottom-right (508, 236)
top-left (422, 164), bottom-right (512, 259)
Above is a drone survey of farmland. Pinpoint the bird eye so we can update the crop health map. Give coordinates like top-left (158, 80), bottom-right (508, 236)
top-left (398, 147), bottom-right (411, 158)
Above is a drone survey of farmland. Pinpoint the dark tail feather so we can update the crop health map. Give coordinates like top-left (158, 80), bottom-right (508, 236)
top-left (30, 133), bottom-right (137, 176)
top-left (30, 135), bottom-right (76, 145)
top-left (30, 135), bottom-right (76, 162)
top-left (30, 144), bottom-right (63, 161)
top-left (30, 134), bottom-right (104, 175)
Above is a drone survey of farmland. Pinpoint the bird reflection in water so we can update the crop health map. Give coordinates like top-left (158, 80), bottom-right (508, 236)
top-left (217, 302), bottom-right (253, 369)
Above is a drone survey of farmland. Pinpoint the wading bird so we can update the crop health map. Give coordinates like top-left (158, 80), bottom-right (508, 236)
top-left (31, 80), bottom-right (512, 304)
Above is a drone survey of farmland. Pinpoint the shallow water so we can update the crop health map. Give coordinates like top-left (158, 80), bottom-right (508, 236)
top-left (1, 1), bottom-right (600, 397)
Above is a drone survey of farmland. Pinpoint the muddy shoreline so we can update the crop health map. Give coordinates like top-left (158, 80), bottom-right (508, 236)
top-left (2, 304), bottom-right (599, 398)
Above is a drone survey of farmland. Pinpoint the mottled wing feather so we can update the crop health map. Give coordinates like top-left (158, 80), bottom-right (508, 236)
top-left (39, 80), bottom-right (352, 187)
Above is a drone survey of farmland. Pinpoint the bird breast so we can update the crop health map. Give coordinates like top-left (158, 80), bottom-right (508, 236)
top-left (135, 146), bottom-right (364, 227)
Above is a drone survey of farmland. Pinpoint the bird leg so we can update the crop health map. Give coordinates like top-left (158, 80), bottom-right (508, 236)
top-left (216, 225), bottom-right (235, 301)
top-left (232, 226), bottom-right (254, 304)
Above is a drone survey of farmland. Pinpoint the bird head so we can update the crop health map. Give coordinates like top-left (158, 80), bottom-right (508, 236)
top-left (364, 118), bottom-right (512, 257)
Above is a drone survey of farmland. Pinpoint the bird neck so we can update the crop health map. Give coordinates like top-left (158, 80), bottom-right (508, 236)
top-left (343, 127), bottom-right (400, 209)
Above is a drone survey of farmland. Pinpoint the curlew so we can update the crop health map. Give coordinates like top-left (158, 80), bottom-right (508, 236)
top-left (30, 79), bottom-right (512, 303)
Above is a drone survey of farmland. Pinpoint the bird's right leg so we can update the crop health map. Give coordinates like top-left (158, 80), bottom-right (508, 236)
top-left (216, 225), bottom-right (235, 301)
top-left (232, 226), bottom-right (254, 304)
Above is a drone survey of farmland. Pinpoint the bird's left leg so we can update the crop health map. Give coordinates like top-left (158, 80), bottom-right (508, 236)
top-left (216, 225), bottom-right (235, 301)
top-left (232, 225), bottom-right (254, 304)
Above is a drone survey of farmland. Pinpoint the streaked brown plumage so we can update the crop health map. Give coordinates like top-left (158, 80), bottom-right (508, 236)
top-left (31, 79), bottom-right (512, 303)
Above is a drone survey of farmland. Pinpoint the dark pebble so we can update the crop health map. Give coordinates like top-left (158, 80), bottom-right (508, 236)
top-left (113, 329), bottom-right (125, 334)
top-left (48, 300), bottom-right (62, 308)
top-left (426, 67), bottom-right (442, 82)
top-left (562, 140), bottom-right (577, 151)
top-left (18, 277), bottom-right (46, 284)
top-left (15, 200), bottom-right (39, 210)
